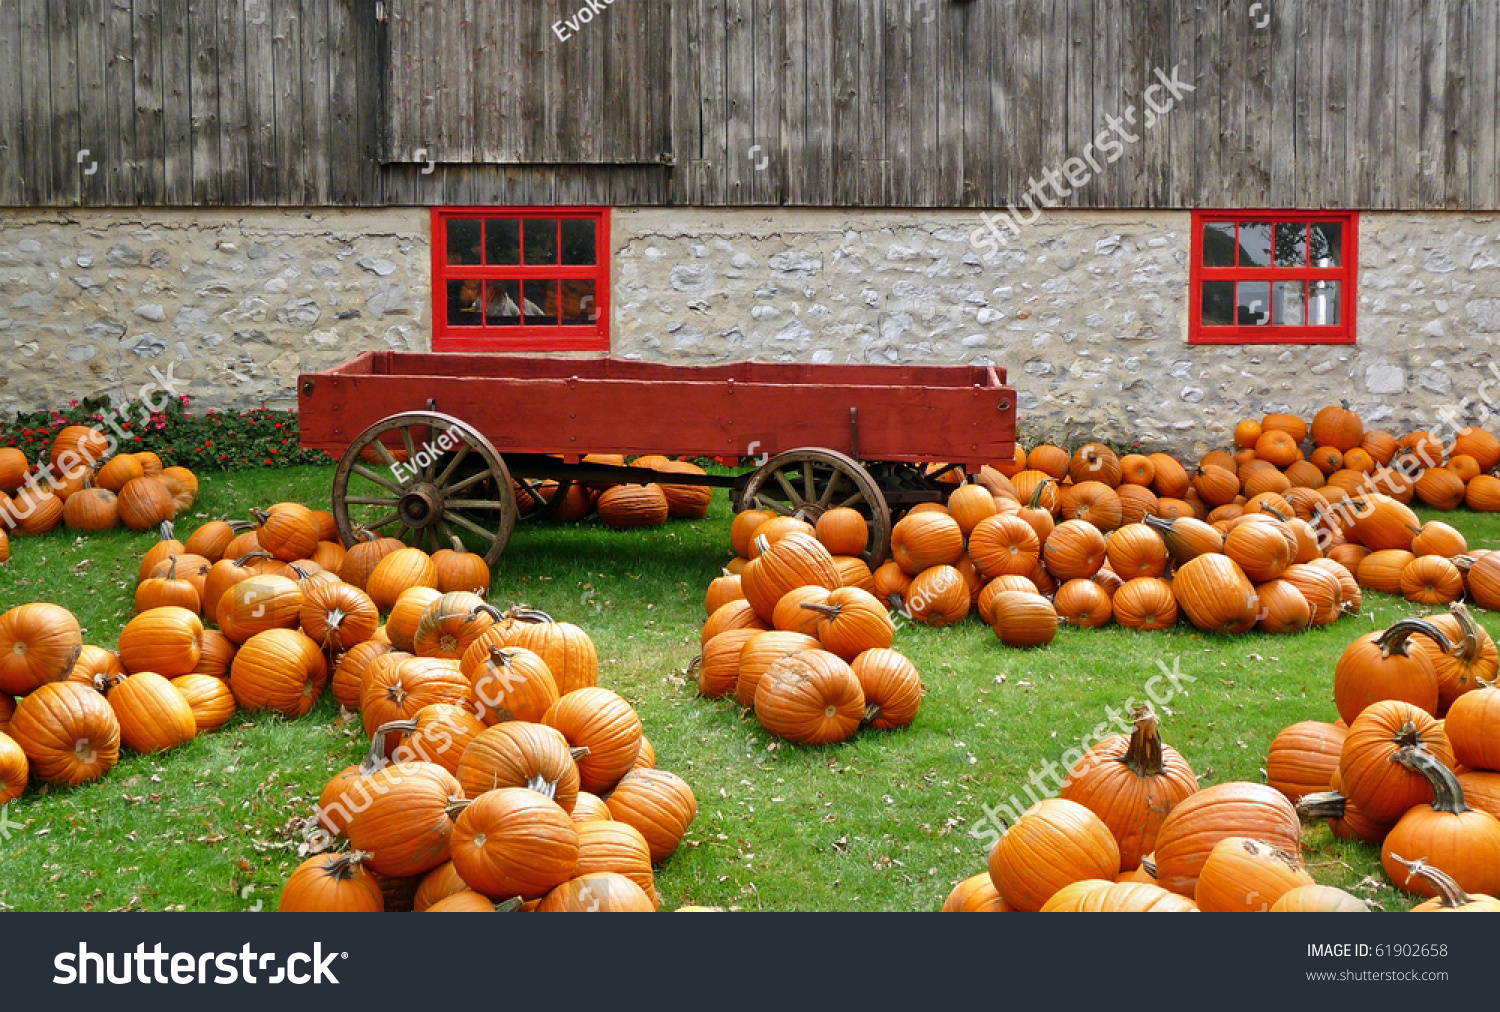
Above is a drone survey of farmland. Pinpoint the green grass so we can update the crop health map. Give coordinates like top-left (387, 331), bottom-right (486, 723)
top-left (3, 467), bottom-right (1499, 912)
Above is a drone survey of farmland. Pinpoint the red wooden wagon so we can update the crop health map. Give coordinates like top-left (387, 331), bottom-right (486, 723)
top-left (297, 353), bottom-right (1017, 567)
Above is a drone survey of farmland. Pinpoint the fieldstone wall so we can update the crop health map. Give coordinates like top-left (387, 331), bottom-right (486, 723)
top-left (612, 207), bottom-right (1500, 457)
top-left (4, 205), bottom-right (1500, 459)
top-left (0, 208), bottom-right (431, 414)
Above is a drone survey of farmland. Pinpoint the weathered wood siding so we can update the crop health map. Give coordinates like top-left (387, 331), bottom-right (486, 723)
top-left (2, 0), bottom-right (1498, 209)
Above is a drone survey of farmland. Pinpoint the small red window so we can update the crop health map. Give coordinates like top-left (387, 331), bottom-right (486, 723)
top-left (432, 207), bottom-right (609, 352)
top-left (1189, 210), bottom-right (1357, 345)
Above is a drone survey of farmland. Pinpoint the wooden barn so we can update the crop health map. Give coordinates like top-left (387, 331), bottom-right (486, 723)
top-left (2, 0), bottom-right (1499, 452)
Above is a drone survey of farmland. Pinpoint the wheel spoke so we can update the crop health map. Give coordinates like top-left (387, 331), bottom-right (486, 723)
top-left (818, 469), bottom-right (844, 508)
top-left (837, 489), bottom-right (869, 510)
top-left (445, 498), bottom-right (508, 511)
top-left (351, 464), bottom-right (405, 495)
top-left (436, 519), bottom-right (459, 550)
top-left (773, 468), bottom-right (804, 506)
top-left (399, 425), bottom-right (418, 467)
top-left (345, 495), bottom-right (401, 507)
top-left (754, 494), bottom-right (794, 516)
top-left (448, 510), bottom-right (501, 545)
top-left (803, 461), bottom-right (814, 503)
top-left (434, 444), bottom-right (471, 489)
top-left (444, 470), bottom-right (492, 496)
top-left (362, 511), bottom-right (402, 530)
top-left (365, 440), bottom-right (398, 468)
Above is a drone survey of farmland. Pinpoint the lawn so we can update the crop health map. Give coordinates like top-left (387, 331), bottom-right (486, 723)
top-left (2, 464), bottom-right (1497, 912)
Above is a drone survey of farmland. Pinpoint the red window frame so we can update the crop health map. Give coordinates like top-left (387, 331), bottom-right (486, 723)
top-left (431, 207), bottom-right (610, 352)
top-left (1189, 210), bottom-right (1357, 345)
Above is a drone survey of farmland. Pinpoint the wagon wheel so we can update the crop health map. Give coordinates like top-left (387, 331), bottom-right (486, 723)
top-left (734, 448), bottom-right (892, 568)
top-left (332, 411), bottom-right (517, 567)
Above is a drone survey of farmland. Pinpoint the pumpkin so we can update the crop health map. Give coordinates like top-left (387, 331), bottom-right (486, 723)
top-left (363, 656), bottom-right (472, 736)
top-left (990, 590), bottom-right (1058, 648)
top-left (1339, 700), bottom-right (1455, 823)
top-left (278, 851), bottom-right (384, 912)
top-left (797, 587), bottom-right (893, 660)
top-left (740, 532), bottom-right (842, 622)
top-left (697, 629), bottom-right (761, 700)
top-left (890, 512), bottom-right (965, 576)
top-left (1269, 883), bottom-right (1369, 913)
top-left (103, 671), bottom-right (197, 754)
top-left (1254, 579), bottom-right (1311, 634)
top-left (1266, 721), bottom-right (1346, 801)
top-left (1356, 549), bottom-right (1416, 594)
top-left (1142, 453), bottom-right (1187, 499)
top-left (343, 761), bottom-right (464, 878)
top-left (1054, 579), bottom-right (1112, 628)
top-left (339, 532), bottom-right (406, 591)
top-left (61, 479), bottom-right (119, 531)
top-left (596, 483), bottom-right (670, 529)
top-left (1310, 400), bottom-right (1364, 451)
top-left (1040, 879), bottom-right (1197, 912)
top-left (190, 629), bottom-right (237, 680)
top-left (944, 483), bottom-right (996, 538)
top-left (448, 787), bottom-right (579, 900)
top-left (410, 592), bottom-right (494, 660)
top-left (543, 688), bottom-right (643, 794)
top-left (1397, 856), bottom-right (1500, 912)
top-left (1151, 782), bottom-right (1301, 897)
top-left (1015, 477), bottom-right (1058, 544)
top-left (132, 450), bottom-right (163, 477)
top-left (1062, 481), bottom-right (1123, 532)
top-left (749, 516), bottom-right (816, 554)
top-left (703, 598), bottom-right (771, 644)
top-left (0, 603), bottom-right (83, 695)
top-left (252, 502), bottom-right (320, 561)
top-left (299, 581), bottom-right (380, 652)
top-left (770, 587), bottom-right (828, 635)
top-left (116, 476), bottom-right (177, 531)
top-left (1414, 467), bottom-right (1466, 510)
top-left (1279, 562), bottom-right (1342, 627)
top-left (705, 573), bottom-right (744, 615)
top-left (502, 614), bottom-right (600, 696)
top-left (1060, 708), bottom-right (1198, 870)
top-left (1379, 749), bottom-right (1500, 898)
top-left (736, 631), bottom-right (821, 708)
top-left (851, 647), bottom-right (922, 730)
top-left (1115, 484), bottom-right (1159, 525)
top-left (966, 514), bottom-right (1040, 578)
top-left (1466, 474), bottom-right (1500, 512)
top-left (49, 425), bottom-right (109, 470)
top-left (1112, 577), bottom-right (1179, 631)
top-left (1409, 520), bottom-right (1466, 558)
top-left (754, 649), bottom-right (864, 745)
top-left (942, 872), bottom-right (1012, 912)
top-left (574, 820), bottom-right (658, 906)
top-left (1117, 453), bottom-right (1155, 487)
top-left (228, 628), bottom-right (328, 718)
top-left (1468, 551), bottom-right (1500, 609)
top-left (132, 555), bottom-right (199, 615)
top-left (1193, 463), bottom-right (1242, 505)
top-left (1332, 619), bottom-right (1450, 725)
top-left (384, 587), bottom-right (444, 653)
top-left (1310, 446), bottom-right (1344, 476)
top-left (468, 645), bottom-right (561, 725)
top-left (0, 447), bottom-right (29, 493)
top-left (1195, 836), bottom-right (1314, 912)
top-left (395, 703), bottom-right (487, 775)
top-left (902, 565), bottom-right (971, 626)
top-left (6, 680), bottom-right (120, 784)
top-left (1308, 558), bottom-right (1361, 614)
top-left (1105, 523), bottom-right (1167, 579)
top-left (1400, 555), bottom-right (1464, 605)
top-left (1445, 454), bottom-right (1482, 484)
top-left (200, 551), bottom-right (270, 620)
top-left (1172, 554), bottom-right (1259, 635)
top-left (606, 767), bottom-right (698, 863)
top-left (831, 555), bottom-right (876, 592)
top-left (987, 798), bottom-right (1121, 911)
top-left (367, 548), bottom-right (440, 611)
top-left (412, 861), bottom-right (471, 912)
top-left (1346, 494), bottom-right (1420, 550)
top-left (805, 509), bottom-right (868, 560)
top-left (1068, 443), bottom-right (1122, 486)
top-left (329, 639), bottom-right (393, 709)
top-left (216, 574), bottom-right (303, 644)
top-left (423, 538), bottom-right (489, 596)
top-left (1296, 773), bottom-right (1394, 845)
top-left (1447, 679), bottom-right (1500, 772)
top-left (1221, 519), bottom-right (1291, 583)
top-left (1327, 543), bottom-right (1370, 577)
top-left (0, 729), bottom-right (27, 804)
top-left (730, 510), bottom-right (775, 557)
top-left (457, 720), bottom-right (582, 812)
top-left (537, 871), bottom-right (654, 912)
top-left (1022, 445), bottom-right (1066, 480)
top-left (1143, 515), bottom-right (1223, 565)
top-left (170, 673), bottom-right (237, 733)
top-left (656, 461), bottom-right (712, 519)
top-left (1042, 519), bottom-right (1106, 580)
top-left (7, 487), bottom-right (64, 535)
top-left (68, 645), bottom-right (124, 687)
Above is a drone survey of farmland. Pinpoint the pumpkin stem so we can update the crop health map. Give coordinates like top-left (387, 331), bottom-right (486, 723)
top-left (524, 774), bottom-right (559, 799)
top-left (250, 508), bottom-right (269, 524)
top-left (1294, 790), bottom-right (1349, 821)
top-left (799, 602), bottom-right (842, 619)
top-left (1117, 706), bottom-right (1166, 777)
top-left (234, 550), bottom-right (273, 568)
top-left (507, 606), bottom-right (554, 625)
top-left (1376, 618), bottom-right (1456, 659)
top-left (686, 654), bottom-right (702, 679)
top-left (752, 532), bottom-right (771, 557)
top-left (91, 672), bottom-right (116, 695)
top-left (158, 520), bottom-right (175, 542)
top-left (862, 701), bottom-right (882, 725)
top-left (1264, 505), bottom-right (1292, 522)
top-left (1448, 602), bottom-right (1482, 663)
top-left (228, 519), bottom-right (256, 532)
top-left (1452, 554), bottom-right (1475, 574)
top-left (1140, 854), bottom-right (1157, 878)
top-left (364, 719), bottom-right (419, 773)
top-left (319, 850), bottom-right (374, 881)
top-left (165, 555), bottom-right (178, 581)
top-left (1388, 854), bottom-right (1474, 908)
top-left (569, 745), bottom-right (591, 761)
top-left (1026, 478), bottom-right (1054, 510)
top-left (444, 797), bottom-right (471, 819)
top-left (493, 896), bottom-right (525, 912)
top-left (1391, 746), bottom-right (1471, 815)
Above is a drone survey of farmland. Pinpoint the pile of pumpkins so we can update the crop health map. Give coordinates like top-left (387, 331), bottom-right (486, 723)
top-left (0, 500), bottom-right (698, 914)
top-left (0, 428), bottom-right (201, 560)
top-left (696, 511), bottom-right (924, 745)
top-left (943, 707), bottom-right (1495, 912)
top-left (521, 454), bottom-right (712, 531)
top-left (1262, 605), bottom-right (1500, 905)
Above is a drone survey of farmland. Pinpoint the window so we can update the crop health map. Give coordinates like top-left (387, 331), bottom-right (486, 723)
top-left (1189, 211), bottom-right (1356, 345)
top-left (432, 208), bottom-right (609, 351)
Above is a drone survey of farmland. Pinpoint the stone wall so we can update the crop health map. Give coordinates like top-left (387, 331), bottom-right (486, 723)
top-left (4, 205), bottom-right (1500, 459)
top-left (612, 207), bottom-right (1500, 457)
top-left (0, 208), bottom-right (431, 414)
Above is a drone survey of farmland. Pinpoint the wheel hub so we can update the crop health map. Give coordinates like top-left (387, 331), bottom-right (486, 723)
top-left (398, 483), bottom-right (445, 529)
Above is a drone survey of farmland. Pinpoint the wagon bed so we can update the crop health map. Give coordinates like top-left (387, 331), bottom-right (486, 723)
top-left (298, 352), bottom-right (1017, 567)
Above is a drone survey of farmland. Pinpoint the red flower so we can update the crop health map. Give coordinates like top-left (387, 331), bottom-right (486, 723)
top-left (264, 458), bottom-right (272, 466)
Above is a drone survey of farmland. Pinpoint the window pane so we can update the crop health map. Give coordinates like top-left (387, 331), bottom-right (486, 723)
top-left (1274, 281), bottom-right (1305, 326)
top-left (1203, 221), bottom-right (1236, 266)
top-left (524, 219), bottom-right (559, 265)
top-left (1237, 281), bottom-right (1271, 325)
top-left (562, 279), bottom-right (598, 325)
top-left (1238, 222), bottom-right (1272, 266)
top-left (446, 219), bottom-right (483, 266)
top-left (561, 219), bottom-right (596, 265)
top-left (1274, 223), bottom-right (1307, 266)
top-left (1309, 280), bottom-right (1342, 325)
top-left (1311, 223), bottom-right (1342, 267)
top-left (1201, 281), bottom-right (1234, 326)
top-left (447, 279), bottom-right (484, 327)
top-left (483, 280), bottom-right (522, 326)
top-left (484, 219), bottom-right (520, 265)
top-left (522, 279), bottom-right (559, 324)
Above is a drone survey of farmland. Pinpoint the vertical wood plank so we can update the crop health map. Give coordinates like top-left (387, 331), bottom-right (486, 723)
top-left (0, 3), bottom-right (21, 206)
top-left (133, 0), bottom-right (167, 205)
top-left (696, 0), bottom-right (728, 204)
top-left (751, 0), bottom-right (784, 204)
top-left (242, 0), bottom-right (275, 202)
top-left (1164, 0), bottom-right (1194, 208)
top-left (933, 0), bottom-right (966, 206)
top-left (855, 0), bottom-right (883, 205)
top-left (520, 0), bottom-right (551, 162)
top-left (1271, 0), bottom-right (1302, 207)
top-left (1441, 0), bottom-right (1469, 209)
top-left (271, 0), bottom-right (304, 204)
top-left (189, 0), bottom-right (222, 205)
top-left (1090, 0), bottom-right (1121, 206)
top-left (829, 0), bottom-right (859, 205)
top-left (301, 0), bottom-right (331, 203)
top-left (671, 0), bottom-right (702, 203)
top-left (1419, 0), bottom-right (1447, 208)
top-left (1065, 0), bottom-right (1095, 207)
top-left (1472, 0), bottom-right (1498, 209)
top-left (76, 0), bottom-right (111, 206)
top-left (1393, 0), bottom-right (1423, 207)
top-left (47, 0), bottom-right (80, 205)
top-left (327, 0), bottom-right (359, 203)
top-left (1319, 2), bottom-right (1348, 208)
top-left (908, 0), bottom-right (937, 205)
top-left (1190, 2), bottom-right (1219, 207)
top-left (161, 0), bottom-right (192, 203)
top-left (218, 0), bottom-right (249, 204)
top-left (960, 0), bottom-right (992, 208)
top-left (1134, 0), bottom-right (1173, 207)
top-left (1362, 0), bottom-right (1398, 207)
top-left (882, 0), bottom-right (911, 207)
